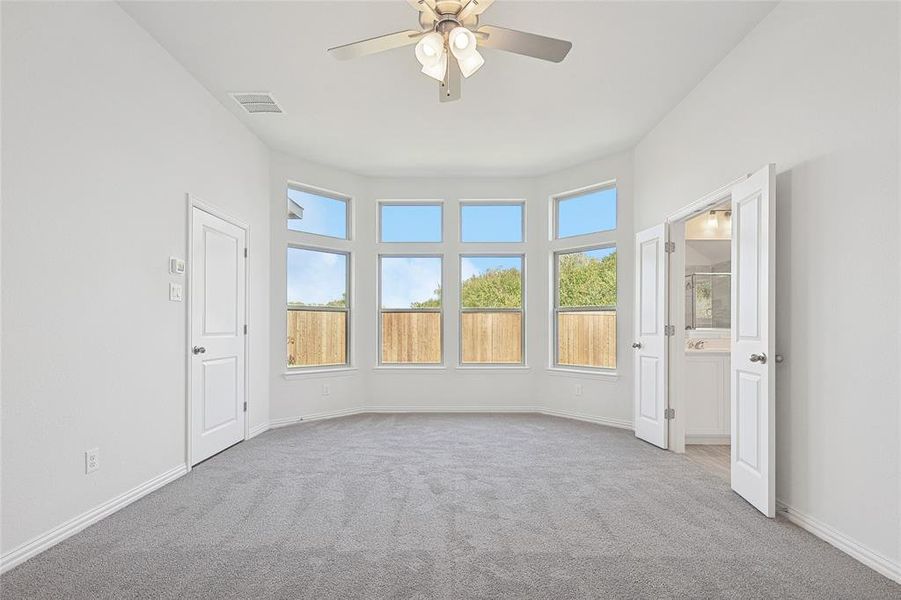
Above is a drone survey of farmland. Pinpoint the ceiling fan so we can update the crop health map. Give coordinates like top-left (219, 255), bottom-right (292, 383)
top-left (328, 0), bottom-right (572, 102)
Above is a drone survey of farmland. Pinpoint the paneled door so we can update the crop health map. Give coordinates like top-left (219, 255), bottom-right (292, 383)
top-left (190, 205), bottom-right (246, 465)
top-left (730, 164), bottom-right (776, 516)
top-left (633, 224), bottom-right (669, 448)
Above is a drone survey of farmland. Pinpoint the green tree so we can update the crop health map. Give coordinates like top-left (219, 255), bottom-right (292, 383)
top-left (558, 251), bottom-right (616, 307)
top-left (288, 292), bottom-right (347, 309)
top-left (410, 286), bottom-right (441, 308)
top-left (461, 267), bottom-right (522, 308)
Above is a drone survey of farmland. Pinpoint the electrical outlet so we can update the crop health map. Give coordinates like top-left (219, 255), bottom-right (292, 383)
top-left (321, 383), bottom-right (331, 396)
top-left (575, 384), bottom-right (583, 396)
top-left (85, 448), bottom-right (100, 474)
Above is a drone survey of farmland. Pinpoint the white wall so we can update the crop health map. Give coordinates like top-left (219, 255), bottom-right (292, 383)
top-left (1, 1), bottom-right (271, 558)
top-left (534, 152), bottom-right (635, 427)
top-left (268, 151), bottom-right (634, 421)
top-left (634, 1), bottom-right (900, 570)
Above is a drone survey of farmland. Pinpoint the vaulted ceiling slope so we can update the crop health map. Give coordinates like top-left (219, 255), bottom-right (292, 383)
top-left (121, 1), bottom-right (775, 177)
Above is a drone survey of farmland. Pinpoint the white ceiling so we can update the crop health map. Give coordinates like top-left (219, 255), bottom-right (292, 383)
top-left (121, 1), bottom-right (774, 177)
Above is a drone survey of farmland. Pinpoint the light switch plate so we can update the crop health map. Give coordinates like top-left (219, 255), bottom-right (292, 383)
top-left (169, 282), bottom-right (183, 302)
top-left (169, 257), bottom-right (185, 275)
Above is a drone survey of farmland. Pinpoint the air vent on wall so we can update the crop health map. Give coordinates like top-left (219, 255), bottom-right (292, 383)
top-left (229, 92), bottom-right (283, 114)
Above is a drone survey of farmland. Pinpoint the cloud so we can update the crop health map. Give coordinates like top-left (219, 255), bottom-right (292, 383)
top-left (287, 248), bottom-right (346, 305)
top-left (381, 257), bottom-right (442, 308)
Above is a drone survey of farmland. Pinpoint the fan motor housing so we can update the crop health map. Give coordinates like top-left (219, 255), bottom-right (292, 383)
top-left (419, 1), bottom-right (480, 31)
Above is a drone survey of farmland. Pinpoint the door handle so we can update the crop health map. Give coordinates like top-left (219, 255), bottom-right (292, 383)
top-left (750, 352), bottom-right (767, 364)
top-left (632, 342), bottom-right (642, 349)
top-left (192, 346), bottom-right (206, 355)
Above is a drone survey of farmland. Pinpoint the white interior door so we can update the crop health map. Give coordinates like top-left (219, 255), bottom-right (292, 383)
top-left (633, 224), bottom-right (669, 448)
top-left (191, 206), bottom-right (246, 465)
top-left (730, 164), bottom-right (775, 516)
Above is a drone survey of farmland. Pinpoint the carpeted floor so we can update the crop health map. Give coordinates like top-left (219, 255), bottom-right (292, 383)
top-left (2, 413), bottom-right (899, 599)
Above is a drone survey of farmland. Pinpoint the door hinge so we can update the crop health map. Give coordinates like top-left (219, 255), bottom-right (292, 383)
top-left (243, 324), bottom-right (248, 335)
top-left (665, 241), bottom-right (675, 253)
top-left (664, 408), bottom-right (675, 420)
top-left (243, 401), bottom-right (247, 412)
top-left (244, 248), bottom-right (248, 258)
top-left (665, 325), bottom-right (675, 336)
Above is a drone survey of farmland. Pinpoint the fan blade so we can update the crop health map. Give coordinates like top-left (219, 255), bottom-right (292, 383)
top-left (477, 25), bottom-right (572, 63)
top-left (406, 0), bottom-right (439, 20)
top-left (440, 56), bottom-right (462, 102)
top-left (328, 30), bottom-right (426, 61)
top-left (457, 0), bottom-right (495, 22)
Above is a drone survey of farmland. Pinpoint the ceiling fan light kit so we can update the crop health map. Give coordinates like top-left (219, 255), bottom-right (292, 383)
top-left (328, 0), bottom-right (572, 102)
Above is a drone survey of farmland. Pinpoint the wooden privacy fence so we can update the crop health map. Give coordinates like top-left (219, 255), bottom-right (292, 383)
top-left (287, 310), bottom-right (347, 367)
top-left (381, 311), bottom-right (442, 364)
top-left (289, 308), bottom-right (615, 368)
top-left (461, 312), bottom-right (522, 364)
top-left (557, 310), bottom-right (616, 369)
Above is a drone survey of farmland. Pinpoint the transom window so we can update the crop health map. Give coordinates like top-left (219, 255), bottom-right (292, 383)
top-left (286, 247), bottom-right (350, 368)
top-left (460, 202), bottom-right (524, 243)
top-left (379, 202), bottom-right (443, 243)
top-left (287, 184), bottom-right (349, 240)
top-left (554, 246), bottom-right (617, 369)
top-left (554, 184), bottom-right (616, 239)
top-left (379, 255), bottom-right (443, 364)
top-left (460, 255), bottom-right (524, 364)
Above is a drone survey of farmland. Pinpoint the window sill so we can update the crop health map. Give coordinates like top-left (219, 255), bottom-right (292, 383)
top-left (455, 365), bottom-right (531, 372)
top-left (283, 367), bottom-right (357, 380)
top-left (546, 367), bottom-right (619, 381)
top-left (372, 366), bottom-right (447, 372)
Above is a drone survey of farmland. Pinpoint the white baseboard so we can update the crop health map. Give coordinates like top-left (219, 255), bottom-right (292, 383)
top-left (248, 422), bottom-right (270, 438)
top-left (685, 434), bottom-right (730, 445)
top-left (539, 407), bottom-right (634, 431)
top-left (777, 500), bottom-right (901, 584)
top-left (269, 406), bottom-right (364, 429)
top-left (0, 463), bottom-right (187, 574)
top-left (365, 404), bottom-right (540, 414)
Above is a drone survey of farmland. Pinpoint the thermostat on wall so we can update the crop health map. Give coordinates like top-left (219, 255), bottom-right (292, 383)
top-left (169, 257), bottom-right (185, 275)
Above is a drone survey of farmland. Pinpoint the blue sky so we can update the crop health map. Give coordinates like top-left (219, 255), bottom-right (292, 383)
top-left (557, 187), bottom-right (616, 238)
top-left (380, 205), bottom-right (443, 242)
top-left (461, 204), bottom-right (522, 242)
top-left (381, 256), bottom-right (442, 308)
top-left (461, 256), bottom-right (521, 281)
top-left (287, 247), bottom-right (346, 305)
top-left (287, 190), bottom-right (614, 309)
top-left (287, 188), bottom-right (347, 239)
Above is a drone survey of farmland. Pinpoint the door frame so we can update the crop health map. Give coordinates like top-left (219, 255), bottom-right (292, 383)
top-left (185, 194), bottom-right (251, 471)
top-left (664, 177), bottom-right (745, 454)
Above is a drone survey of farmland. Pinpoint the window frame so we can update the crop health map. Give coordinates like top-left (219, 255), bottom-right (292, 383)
top-left (377, 253), bottom-right (445, 366)
top-left (552, 242), bottom-right (617, 372)
top-left (552, 180), bottom-right (617, 240)
top-left (378, 200), bottom-right (445, 244)
top-left (459, 199), bottom-right (526, 244)
top-left (458, 253), bottom-right (525, 366)
top-left (285, 244), bottom-right (352, 371)
top-left (286, 181), bottom-right (352, 242)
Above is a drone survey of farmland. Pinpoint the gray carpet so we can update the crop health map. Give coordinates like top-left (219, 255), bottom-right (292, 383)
top-left (2, 414), bottom-right (898, 599)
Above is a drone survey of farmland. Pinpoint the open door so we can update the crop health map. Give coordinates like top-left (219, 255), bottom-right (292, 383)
top-left (730, 164), bottom-right (776, 516)
top-left (633, 224), bottom-right (669, 448)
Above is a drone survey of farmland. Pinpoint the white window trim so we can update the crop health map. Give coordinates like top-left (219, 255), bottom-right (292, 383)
top-left (551, 242), bottom-right (618, 373)
top-left (378, 253), bottom-right (445, 367)
top-left (459, 199), bottom-right (526, 244)
top-left (287, 180), bottom-right (353, 242)
top-left (551, 179), bottom-right (617, 241)
top-left (458, 253), bottom-right (526, 367)
top-left (377, 199), bottom-right (445, 244)
top-left (286, 244), bottom-right (352, 371)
